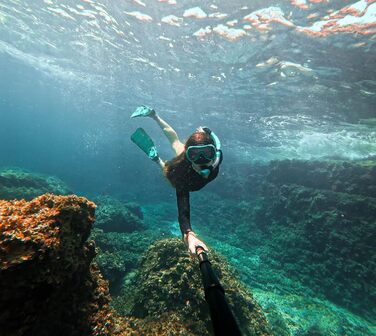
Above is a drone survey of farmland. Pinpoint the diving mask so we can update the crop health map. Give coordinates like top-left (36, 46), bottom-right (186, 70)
top-left (186, 144), bottom-right (216, 164)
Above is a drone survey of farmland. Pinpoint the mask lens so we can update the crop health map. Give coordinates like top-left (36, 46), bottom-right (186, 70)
top-left (187, 145), bottom-right (216, 163)
top-left (202, 146), bottom-right (216, 159)
top-left (188, 147), bottom-right (202, 161)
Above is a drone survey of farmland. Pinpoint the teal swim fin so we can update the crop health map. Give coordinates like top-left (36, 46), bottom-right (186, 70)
top-left (131, 128), bottom-right (158, 160)
top-left (131, 105), bottom-right (155, 118)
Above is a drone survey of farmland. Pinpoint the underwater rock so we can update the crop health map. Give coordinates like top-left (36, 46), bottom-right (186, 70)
top-left (0, 194), bottom-right (119, 336)
top-left (194, 159), bottom-right (376, 322)
top-left (254, 184), bottom-right (376, 320)
top-left (0, 167), bottom-right (71, 200)
top-left (254, 290), bottom-right (373, 336)
top-left (91, 227), bottom-right (165, 296)
top-left (94, 195), bottom-right (145, 233)
top-left (215, 159), bottom-right (376, 200)
top-left (0, 193), bottom-right (217, 336)
top-left (114, 238), bottom-right (271, 336)
top-left (265, 159), bottom-right (376, 198)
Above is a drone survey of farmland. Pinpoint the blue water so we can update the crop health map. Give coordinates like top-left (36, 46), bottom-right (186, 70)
top-left (1, 0), bottom-right (375, 202)
top-left (0, 1), bottom-right (375, 334)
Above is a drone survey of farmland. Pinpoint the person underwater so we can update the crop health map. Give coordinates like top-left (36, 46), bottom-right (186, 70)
top-left (131, 105), bottom-right (223, 256)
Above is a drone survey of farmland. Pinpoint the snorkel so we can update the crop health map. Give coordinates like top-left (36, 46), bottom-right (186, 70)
top-left (202, 127), bottom-right (221, 170)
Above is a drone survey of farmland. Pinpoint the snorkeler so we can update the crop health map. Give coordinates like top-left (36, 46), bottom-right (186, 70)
top-left (131, 105), bottom-right (223, 256)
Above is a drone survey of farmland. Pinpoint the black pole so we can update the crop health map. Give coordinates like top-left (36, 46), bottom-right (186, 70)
top-left (197, 251), bottom-right (242, 336)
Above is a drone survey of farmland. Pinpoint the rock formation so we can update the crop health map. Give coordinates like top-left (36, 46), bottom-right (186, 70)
top-left (0, 168), bottom-right (71, 200)
top-left (199, 159), bottom-right (376, 321)
top-left (115, 238), bottom-right (271, 336)
top-left (94, 195), bottom-right (145, 233)
top-left (0, 194), bottom-right (118, 336)
top-left (0, 193), bottom-right (271, 335)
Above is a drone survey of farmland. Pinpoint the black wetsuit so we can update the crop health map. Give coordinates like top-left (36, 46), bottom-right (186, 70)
top-left (175, 157), bottom-right (222, 235)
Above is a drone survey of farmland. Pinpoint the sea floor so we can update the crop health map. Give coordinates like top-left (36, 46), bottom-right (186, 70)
top-left (209, 239), bottom-right (374, 336)
top-left (141, 202), bottom-right (375, 336)
top-left (1, 164), bottom-right (374, 335)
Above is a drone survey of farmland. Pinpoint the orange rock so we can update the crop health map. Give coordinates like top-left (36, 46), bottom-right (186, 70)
top-left (0, 194), bottom-right (123, 336)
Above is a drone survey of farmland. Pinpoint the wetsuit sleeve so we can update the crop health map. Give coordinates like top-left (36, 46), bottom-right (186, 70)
top-left (176, 189), bottom-right (192, 235)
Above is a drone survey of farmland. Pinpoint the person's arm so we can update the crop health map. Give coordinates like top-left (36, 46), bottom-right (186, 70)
top-left (176, 189), bottom-right (192, 234)
top-left (151, 113), bottom-right (185, 156)
top-left (176, 189), bottom-right (208, 255)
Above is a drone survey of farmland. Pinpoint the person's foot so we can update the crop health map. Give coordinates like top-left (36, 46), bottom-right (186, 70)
top-left (148, 147), bottom-right (158, 160)
top-left (147, 108), bottom-right (156, 118)
top-left (142, 105), bottom-right (155, 117)
top-left (131, 105), bottom-right (155, 118)
top-left (152, 156), bottom-right (165, 169)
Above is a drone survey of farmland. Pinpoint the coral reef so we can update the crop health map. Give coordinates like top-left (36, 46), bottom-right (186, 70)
top-left (194, 159), bottom-right (376, 323)
top-left (93, 195), bottom-right (145, 233)
top-left (115, 238), bottom-right (271, 336)
top-left (2, 159), bottom-right (373, 335)
top-left (254, 290), bottom-right (373, 336)
top-left (90, 196), bottom-right (157, 295)
top-left (0, 194), bottom-right (119, 336)
top-left (215, 159), bottom-right (376, 200)
top-left (90, 199), bottom-right (178, 295)
top-left (265, 159), bottom-right (376, 198)
top-left (91, 227), bottom-right (167, 295)
top-left (0, 194), bottom-right (272, 336)
top-left (254, 184), bottom-right (376, 320)
top-left (0, 167), bottom-right (71, 200)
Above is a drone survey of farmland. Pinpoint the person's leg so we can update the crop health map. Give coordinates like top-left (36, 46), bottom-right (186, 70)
top-left (151, 113), bottom-right (184, 156)
top-left (151, 113), bottom-right (178, 142)
top-left (153, 156), bottom-right (165, 170)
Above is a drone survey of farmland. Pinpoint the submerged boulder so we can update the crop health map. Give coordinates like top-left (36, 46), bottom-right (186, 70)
top-left (0, 167), bottom-right (71, 200)
top-left (91, 228), bottom-right (163, 296)
top-left (114, 238), bottom-right (271, 336)
top-left (94, 196), bottom-right (145, 233)
top-left (0, 194), bottom-right (119, 336)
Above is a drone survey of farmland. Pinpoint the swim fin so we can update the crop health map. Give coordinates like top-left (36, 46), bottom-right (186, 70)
top-left (131, 127), bottom-right (158, 160)
top-left (131, 105), bottom-right (155, 118)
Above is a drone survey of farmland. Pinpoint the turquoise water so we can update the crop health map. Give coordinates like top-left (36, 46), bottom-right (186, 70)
top-left (1, 1), bottom-right (375, 335)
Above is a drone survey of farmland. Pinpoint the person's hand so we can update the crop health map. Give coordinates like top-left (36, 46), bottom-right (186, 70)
top-left (183, 231), bottom-right (208, 257)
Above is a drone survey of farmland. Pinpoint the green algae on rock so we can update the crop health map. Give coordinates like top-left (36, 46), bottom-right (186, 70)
top-left (215, 159), bottom-right (376, 200)
top-left (253, 185), bottom-right (376, 321)
top-left (114, 238), bottom-right (271, 336)
top-left (93, 195), bottom-right (145, 233)
top-left (196, 159), bottom-right (376, 322)
top-left (91, 227), bottom-right (167, 295)
top-left (0, 167), bottom-right (71, 200)
top-left (253, 290), bottom-right (374, 336)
